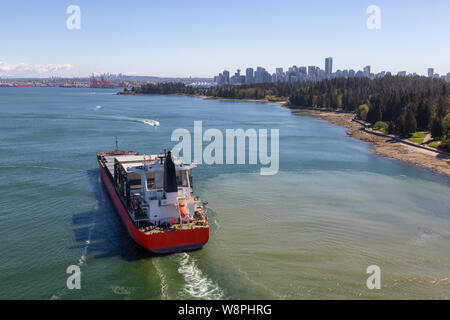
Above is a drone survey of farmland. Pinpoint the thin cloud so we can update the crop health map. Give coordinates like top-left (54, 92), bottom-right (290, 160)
top-left (0, 61), bottom-right (73, 77)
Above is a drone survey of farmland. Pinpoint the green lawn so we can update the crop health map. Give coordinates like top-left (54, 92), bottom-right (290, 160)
top-left (408, 132), bottom-right (428, 144)
top-left (427, 140), bottom-right (441, 148)
top-left (409, 138), bottom-right (423, 144)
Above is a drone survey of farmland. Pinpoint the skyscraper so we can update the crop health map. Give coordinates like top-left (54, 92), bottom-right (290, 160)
top-left (325, 57), bottom-right (333, 75)
top-left (308, 66), bottom-right (318, 80)
top-left (271, 73), bottom-right (277, 83)
top-left (230, 69), bottom-right (242, 84)
top-left (428, 68), bottom-right (434, 78)
top-left (299, 67), bottom-right (307, 75)
top-left (363, 66), bottom-right (371, 77)
top-left (276, 68), bottom-right (283, 77)
top-left (255, 66), bottom-right (265, 83)
top-left (223, 70), bottom-right (230, 85)
top-left (245, 68), bottom-right (254, 84)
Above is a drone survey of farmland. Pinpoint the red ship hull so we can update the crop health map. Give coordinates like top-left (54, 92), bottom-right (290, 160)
top-left (99, 164), bottom-right (209, 254)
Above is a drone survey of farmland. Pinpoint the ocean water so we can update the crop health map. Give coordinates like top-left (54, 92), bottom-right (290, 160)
top-left (0, 87), bottom-right (449, 300)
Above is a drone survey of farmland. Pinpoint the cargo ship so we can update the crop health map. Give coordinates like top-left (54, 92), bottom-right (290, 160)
top-left (97, 147), bottom-right (209, 254)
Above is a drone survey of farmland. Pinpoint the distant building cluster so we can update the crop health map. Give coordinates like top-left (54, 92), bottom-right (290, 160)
top-left (0, 77), bottom-right (90, 88)
top-left (89, 74), bottom-right (121, 88)
top-left (213, 57), bottom-right (450, 86)
top-left (427, 67), bottom-right (450, 82)
top-left (0, 73), bottom-right (214, 88)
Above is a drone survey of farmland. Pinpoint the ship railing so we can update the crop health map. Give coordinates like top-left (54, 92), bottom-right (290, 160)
top-left (133, 216), bottom-right (151, 223)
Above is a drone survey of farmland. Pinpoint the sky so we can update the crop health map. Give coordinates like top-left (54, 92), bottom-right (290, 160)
top-left (0, 0), bottom-right (449, 78)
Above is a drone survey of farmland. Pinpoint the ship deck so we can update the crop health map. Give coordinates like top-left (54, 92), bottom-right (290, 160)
top-left (102, 155), bottom-right (117, 178)
top-left (102, 154), bottom-right (163, 178)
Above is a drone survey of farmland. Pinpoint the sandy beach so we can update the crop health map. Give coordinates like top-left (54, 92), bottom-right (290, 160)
top-left (285, 104), bottom-right (450, 178)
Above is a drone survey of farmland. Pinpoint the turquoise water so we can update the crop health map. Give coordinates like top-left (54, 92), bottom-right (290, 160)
top-left (0, 87), bottom-right (449, 299)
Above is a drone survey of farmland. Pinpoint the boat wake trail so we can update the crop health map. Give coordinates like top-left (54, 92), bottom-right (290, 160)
top-left (152, 259), bottom-right (170, 299)
top-left (78, 174), bottom-right (103, 267)
top-left (19, 113), bottom-right (161, 128)
top-left (176, 253), bottom-right (224, 299)
top-left (78, 199), bottom-right (97, 267)
top-left (108, 115), bottom-right (159, 127)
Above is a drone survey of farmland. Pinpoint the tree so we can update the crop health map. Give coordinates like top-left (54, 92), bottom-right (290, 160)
top-left (387, 121), bottom-right (395, 134)
top-left (437, 96), bottom-right (448, 118)
top-left (431, 117), bottom-right (444, 139)
top-left (440, 136), bottom-right (450, 152)
top-left (404, 109), bottom-right (417, 136)
top-left (442, 113), bottom-right (450, 136)
top-left (357, 104), bottom-right (369, 121)
top-left (374, 121), bottom-right (388, 132)
top-left (396, 114), bottom-right (406, 137)
top-left (416, 99), bottom-right (433, 130)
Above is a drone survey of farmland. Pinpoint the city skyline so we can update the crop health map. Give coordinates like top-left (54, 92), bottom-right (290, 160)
top-left (2, 58), bottom-right (449, 83)
top-left (2, 59), bottom-right (450, 87)
top-left (213, 57), bottom-right (450, 86)
top-left (1, 0), bottom-right (450, 78)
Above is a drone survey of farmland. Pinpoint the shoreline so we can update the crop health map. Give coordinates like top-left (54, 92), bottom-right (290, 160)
top-left (199, 95), bottom-right (287, 105)
top-left (287, 105), bottom-right (450, 179)
top-left (195, 96), bottom-right (450, 178)
top-left (120, 91), bottom-right (449, 178)
top-left (119, 91), bottom-right (288, 105)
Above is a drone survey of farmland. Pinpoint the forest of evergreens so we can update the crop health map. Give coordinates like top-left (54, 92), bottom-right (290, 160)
top-left (124, 82), bottom-right (198, 95)
top-left (125, 76), bottom-right (450, 151)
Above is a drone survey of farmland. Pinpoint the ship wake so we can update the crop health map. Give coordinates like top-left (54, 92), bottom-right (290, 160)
top-left (176, 253), bottom-right (224, 300)
top-left (109, 115), bottom-right (159, 127)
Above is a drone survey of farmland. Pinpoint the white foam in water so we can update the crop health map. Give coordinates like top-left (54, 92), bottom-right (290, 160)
top-left (110, 285), bottom-right (132, 295)
top-left (95, 105), bottom-right (103, 110)
top-left (152, 259), bottom-right (169, 299)
top-left (213, 219), bottom-right (221, 233)
top-left (177, 253), bottom-right (224, 299)
top-left (78, 200), bottom-right (97, 267)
